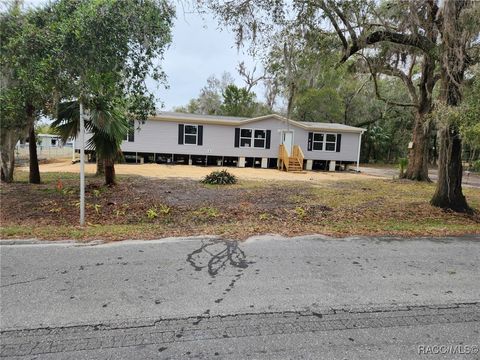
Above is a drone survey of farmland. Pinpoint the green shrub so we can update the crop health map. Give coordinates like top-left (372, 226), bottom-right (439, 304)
top-left (158, 204), bottom-right (171, 215)
top-left (146, 208), bottom-right (158, 219)
top-left (201, 169), bottom-right (237, 185)
top-left (472, 160), bottom-right (480, 172)
top-left (398, 158), bottom-right (408, 177)
top-left (193, 206), bottom-right (220, 218)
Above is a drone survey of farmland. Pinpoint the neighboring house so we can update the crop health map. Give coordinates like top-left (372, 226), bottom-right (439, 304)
top-left (37, 134), bottom-right (64, 148)
top-left (17, 134), bottom-right (72, 149)
top-left (75, 112), bottom-right (365, 171)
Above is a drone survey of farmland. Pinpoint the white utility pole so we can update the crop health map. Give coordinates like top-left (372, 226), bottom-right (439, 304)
top-left (79, 101), bottom-right (85, 226)
top-left (356, 132), bottom-right (363, 173)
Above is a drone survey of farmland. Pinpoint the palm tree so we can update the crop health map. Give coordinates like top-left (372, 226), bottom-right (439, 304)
top-left (52, 97), bottom-right (129, 185)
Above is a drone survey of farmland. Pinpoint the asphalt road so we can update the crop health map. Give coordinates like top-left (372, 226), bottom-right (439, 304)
top-left (359, 166), bottom-right (480, 188)
top-left (1, 235), bottom-right (479, 359)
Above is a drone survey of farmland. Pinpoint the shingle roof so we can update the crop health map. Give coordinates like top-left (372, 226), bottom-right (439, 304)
top-left (296, 121), bottom-right (365, 132)
top-left (152, 112), bottom-right (365, 133)
top-left (155, 111), bottom-right (249, 122)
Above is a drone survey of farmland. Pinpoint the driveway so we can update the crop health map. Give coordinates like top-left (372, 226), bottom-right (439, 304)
top-left (359, 166), bottom-right (480, 188)
top-left (1, 236), bottom-right (479, 359)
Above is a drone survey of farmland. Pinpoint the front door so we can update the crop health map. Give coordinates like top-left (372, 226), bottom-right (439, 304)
top-left (282, 130), bottom-right (294, 156)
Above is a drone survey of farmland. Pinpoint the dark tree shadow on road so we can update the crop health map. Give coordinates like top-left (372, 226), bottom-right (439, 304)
top-left (186, 240), bottom-right (252, 278)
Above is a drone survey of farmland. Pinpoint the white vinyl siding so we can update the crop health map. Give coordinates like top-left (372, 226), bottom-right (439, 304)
top-left (76, 116), bottom-right (361, 162)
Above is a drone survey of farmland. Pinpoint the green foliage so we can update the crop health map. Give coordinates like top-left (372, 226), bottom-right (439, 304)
top-left (471, 160), bottom-right (480, 173)
top-left (48, 0), bottom-right (175, 120)
top-left (398, 158), bottom-right (408, 177)
top-left (201, 169), bottom-right (237, 185)
top-left (158, 204), bottom-right (171, 215)
top-left (294, 206), bottom-right (306, 219)
top-left (193, 207), bottom-right (220, 218)
top-left (221, 84), bottom-right (256, 117)
top-left (146, 204), bottom-right (170, 219)
top-left (293, 88), bottom-right (344, 122)
top-left (35, 122), bottom-right (58, 135)
top-left (146, 208), bottom-right (158, 219)
top-left (93, 204), bottom-right (102, 214)
top-left (174, 73), bottom-right (268, 117)
top-left (459, 70), bottom-right (480, 161)
top-left (259, 213), bottom-right (270, 221)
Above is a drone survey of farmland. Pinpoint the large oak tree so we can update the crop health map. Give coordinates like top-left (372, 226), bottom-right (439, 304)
top-left (201, 0), bottom-right (479, 212)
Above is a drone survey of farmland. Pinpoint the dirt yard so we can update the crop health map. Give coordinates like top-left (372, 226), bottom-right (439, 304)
top-left (1, 166), bottom-right (479, 240)
top-left (32, 159), bottom-right (374, 182)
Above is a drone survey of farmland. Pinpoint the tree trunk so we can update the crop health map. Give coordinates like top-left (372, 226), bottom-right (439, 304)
top-left (96, 153), bottom-right (104, 176)
top-left (104, 158), bottom-right (116, 186)
top-left (28, 125), bottom-right (41, 184)
top-left (430, 125), bottom-right (469, 212)
top-left (402, 112), bottom-right (430, 181)
top-left (0, 128), bottom-right (22, 183)
top-left (431, 0), bottom-right (470, 213)
top-left (286, 81), bottom-right (296, 119)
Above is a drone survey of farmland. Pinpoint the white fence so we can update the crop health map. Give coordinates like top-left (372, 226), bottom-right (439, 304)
top-left (15, 146), bottom-right (74, 160)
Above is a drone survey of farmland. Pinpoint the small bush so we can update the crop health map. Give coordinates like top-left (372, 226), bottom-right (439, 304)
top-left (193, 206), bottom-right (220, 218)
top-left (472, 160), bottom-right (480, 173)
top-left (201, 169), bottom-right (237, 185)
top-left (294, 206), bottom-right (307, 219)
top-left (146, 208), bottom-right (158, 219)
top-left (158, 204), bottom-right (171, 215)
top-left (259, 213), bottom-right (270, 221)
top-left (398, 158), bottom-right (408, 177)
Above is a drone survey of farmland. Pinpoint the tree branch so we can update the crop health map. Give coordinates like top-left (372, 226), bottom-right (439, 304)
top-left (341, 30), bottom-right (436, 63)
top-left (363, 57), bottom-right (419, 108)
top-left (327, 0), bottom-right (357, 43)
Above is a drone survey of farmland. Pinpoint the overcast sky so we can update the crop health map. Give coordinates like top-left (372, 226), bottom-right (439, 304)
top-left (23, 0), bottom-right (264, 111)
top-left (158, 12), bottom-right (263, 110)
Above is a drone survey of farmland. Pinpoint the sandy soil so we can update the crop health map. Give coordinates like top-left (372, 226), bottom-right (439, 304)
top-left (32, 160), bottom-right (375, 182)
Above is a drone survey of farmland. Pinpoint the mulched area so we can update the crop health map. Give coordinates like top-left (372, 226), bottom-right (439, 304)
top-left (1, 175), bottom-right (324, 226)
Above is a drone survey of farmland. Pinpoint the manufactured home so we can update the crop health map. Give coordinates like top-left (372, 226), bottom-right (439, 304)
top-left (75, 112), bottom-right (365, 172)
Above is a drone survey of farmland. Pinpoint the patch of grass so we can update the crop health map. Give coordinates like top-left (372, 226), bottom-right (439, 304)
top-left (2, 172), bottom-right (479, 241)
top-left (193, 206), bottom-right (220, 219)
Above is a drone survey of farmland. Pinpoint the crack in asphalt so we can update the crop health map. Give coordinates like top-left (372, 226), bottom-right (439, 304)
top-left (1, 302), bottom-right (478, 358)
top-left (2, 301), bottom-right (478, 335)
top-left (0, 276), bottom-right (47, 288)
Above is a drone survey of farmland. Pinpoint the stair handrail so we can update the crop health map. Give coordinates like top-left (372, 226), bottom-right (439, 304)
top-left (278, 144), bottom-right (289, 171)
top-left (292, 145), bottom-right (304, 170)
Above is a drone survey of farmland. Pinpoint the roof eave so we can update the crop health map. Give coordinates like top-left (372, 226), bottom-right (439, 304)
top-left (150, 113), bottom-right (365, 133)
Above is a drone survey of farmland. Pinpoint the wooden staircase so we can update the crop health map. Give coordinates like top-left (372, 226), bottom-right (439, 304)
top-left (278, 144), bottom-right (305, 172)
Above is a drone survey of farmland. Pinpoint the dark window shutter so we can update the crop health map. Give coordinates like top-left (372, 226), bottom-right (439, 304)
top-left (197, 125), bottom-right (203, 145)
top-left (234, 128), bottom-right (240, 148)
top-left (265, 130), bottom-right (271, 149)
top-left (128, 120), bottom-right (135, 142)
top-left (307, 132), bottom-right (313, 151)
top-left (336, 134), bottom-right (342, 152)
top-left (178, 124), bottom-right (184, 145)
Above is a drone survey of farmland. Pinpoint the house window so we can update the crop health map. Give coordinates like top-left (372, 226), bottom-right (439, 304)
top-left (325, 133), bottom-right (337, 151)
top-left (253, 130), bottom-right (266, 148)
top-left (184, 125), bottom-right (198, 145)
top-left (240, 129), bottom-right (252, 147)
top-left (240, 129), bottom-right (267, 148)
top-left (124, 120), bottom-right (135, 142)
top-left (312, 132), bottom-right (337, 151)
top-left (51, 138), bottom-right (57, 147)
top-left (313, 133), bottom-right (323, 150)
